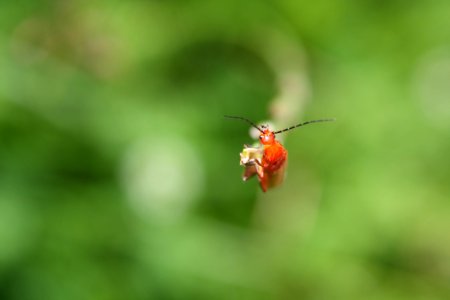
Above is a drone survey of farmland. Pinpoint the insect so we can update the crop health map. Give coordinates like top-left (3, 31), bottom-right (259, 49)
top-left (225, 115), bottom-right (335, 192)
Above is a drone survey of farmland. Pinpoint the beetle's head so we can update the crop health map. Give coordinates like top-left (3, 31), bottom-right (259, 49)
top-left (259, 128), bottom-right (275, 145)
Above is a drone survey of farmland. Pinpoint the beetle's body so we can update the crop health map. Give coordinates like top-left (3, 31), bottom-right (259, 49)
top-left (258, 129), bottom-right (287, 192)
top-left (226, 115), bottom-right (334, 192)
top-left (260, 129), bottom-right (287, 171)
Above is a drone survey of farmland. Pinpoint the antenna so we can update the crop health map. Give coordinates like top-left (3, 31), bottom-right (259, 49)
top-left (273, 118), bottom-right (335, 134)
top-left (224, 115), bottom-right (264, 133)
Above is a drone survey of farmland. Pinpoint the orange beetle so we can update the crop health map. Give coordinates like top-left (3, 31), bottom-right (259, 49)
top-left (226, 115), bottom-right (334, 192)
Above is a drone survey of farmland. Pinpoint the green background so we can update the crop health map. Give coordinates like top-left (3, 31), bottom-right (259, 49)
top-left (0, 0), bottom-right (449, 299)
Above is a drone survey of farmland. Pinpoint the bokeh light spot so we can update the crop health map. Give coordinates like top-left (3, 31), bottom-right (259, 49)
top-left (120, 136), bottom-right (204, 223)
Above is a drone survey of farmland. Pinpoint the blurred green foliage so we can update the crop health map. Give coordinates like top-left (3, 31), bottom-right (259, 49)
top-left (0, 0), bottom-right (449, 299)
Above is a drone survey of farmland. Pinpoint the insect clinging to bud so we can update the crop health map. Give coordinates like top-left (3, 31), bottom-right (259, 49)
top-left (225, 115), bottom-right (335, 192)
